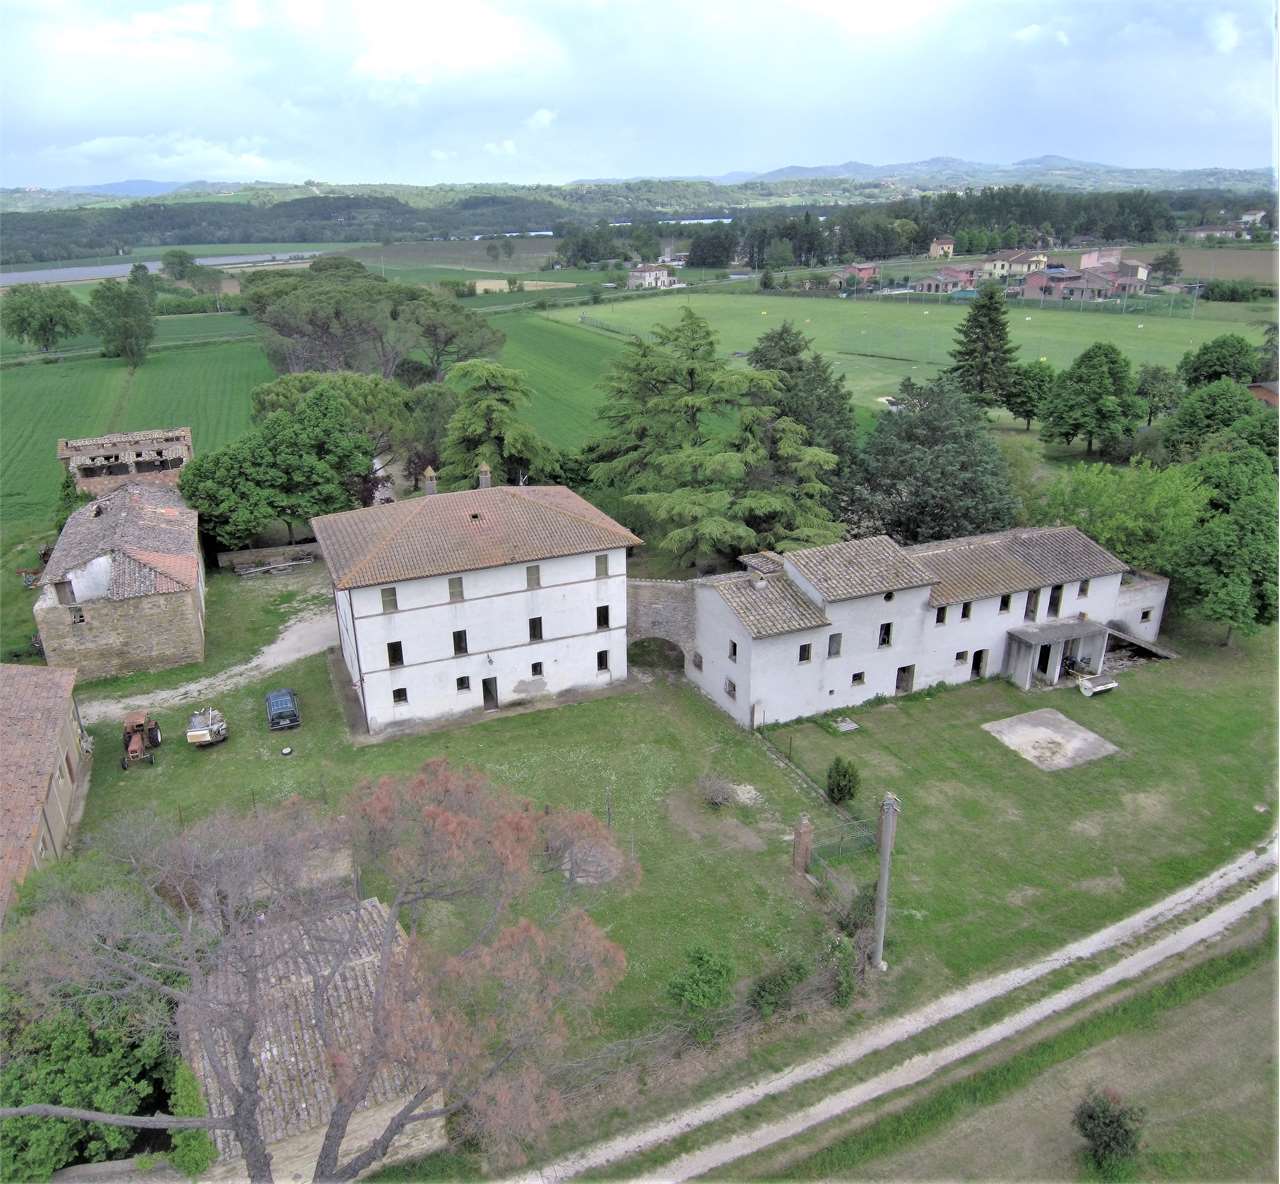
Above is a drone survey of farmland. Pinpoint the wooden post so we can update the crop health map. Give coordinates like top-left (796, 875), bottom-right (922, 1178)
top-left (872, 793), bottom-right (901, 969)
top-left (792, 813), bottom-right (813, 875)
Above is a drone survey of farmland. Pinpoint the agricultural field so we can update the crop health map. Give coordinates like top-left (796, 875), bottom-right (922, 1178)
top-left (1057, 244), bottom-right (1278, 283)
top-left (547, 292), bottom-right (1272, 407)
top-left (0, 243), bottom-right (373, 274)
top-left (0, 309), bottom-right (258, 361)
top-left (0, 340), bottom-right (272, 655)
top-left (78, 670), bottom-right (834, 1039)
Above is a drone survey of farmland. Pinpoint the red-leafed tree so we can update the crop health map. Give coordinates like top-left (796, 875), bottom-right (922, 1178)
top-left (1, 761), bottom-right (628, 1183)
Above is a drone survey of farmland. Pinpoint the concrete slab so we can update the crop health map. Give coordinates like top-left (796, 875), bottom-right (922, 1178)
top-left (981, 708), bottom-right (1119, 771)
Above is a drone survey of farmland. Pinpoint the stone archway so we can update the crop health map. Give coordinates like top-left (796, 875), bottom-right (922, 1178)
top-left (626, 579), bottom-right (695, 666)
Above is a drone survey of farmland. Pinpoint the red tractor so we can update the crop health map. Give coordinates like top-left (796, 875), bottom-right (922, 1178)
top-left (121, 712), bottom-right (162, 769)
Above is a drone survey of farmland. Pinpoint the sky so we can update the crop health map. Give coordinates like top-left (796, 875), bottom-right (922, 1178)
top-left (1, 0), bottom-right (1276, 188)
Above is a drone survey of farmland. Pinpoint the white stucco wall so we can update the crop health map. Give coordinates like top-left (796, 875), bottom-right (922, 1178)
top-left (1111, 573), bottom-right (1169, 641)
top-left (696, 571), bottom-right (1137, 728)
top-left (348, 548), bottom-right (628, 731)
top-left (67, 555), bottom-right (113, 602)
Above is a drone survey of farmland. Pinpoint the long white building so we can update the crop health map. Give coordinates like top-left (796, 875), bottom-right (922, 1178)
top-left (313, 483), bottom-right (641, 733)
top-left (685, 528), bottom-right (1168, 729)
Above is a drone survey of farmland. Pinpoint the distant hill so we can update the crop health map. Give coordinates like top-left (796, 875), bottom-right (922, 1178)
top-left (58, 179), bottom-right (190, 197)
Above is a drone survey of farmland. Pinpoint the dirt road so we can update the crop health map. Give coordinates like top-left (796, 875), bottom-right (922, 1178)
top-left (513, 837), bottom-right (1276, 1183)
top-left (78, 608), bottom-right (336, 725)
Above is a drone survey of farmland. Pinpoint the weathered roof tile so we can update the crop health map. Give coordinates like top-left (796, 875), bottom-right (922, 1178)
top-left (785, 535), bottom-right (934, 601)
top-left (712, 573), bottom-right (831, 638)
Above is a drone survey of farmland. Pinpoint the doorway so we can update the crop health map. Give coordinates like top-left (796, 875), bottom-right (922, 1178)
top-left (895, 664), bottom-right (915, 695)
top-left (1036, 644), bottom-right (1052, 677)
top-left (482, 677), bottom-right (499, 710)
top-left (970, 649), bottom-right (987, 679)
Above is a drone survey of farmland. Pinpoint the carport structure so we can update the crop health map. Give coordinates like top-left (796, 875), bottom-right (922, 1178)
top-left (1003, 619), bottom-right (1108, 690)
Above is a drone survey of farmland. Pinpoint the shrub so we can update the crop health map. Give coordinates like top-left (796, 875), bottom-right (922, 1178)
top-left (826, 757), bottom-right (860, 804)
top-left (699, 775), bottom-right (735, 810)
top-left (1073, 1086), bottom-right (1145, 1169)
top-left (164, 1062), bottom-right (217, 1179)
top-left (749, 958), bottom-right (808, 1019)
top-left (825, 934), bottom-right (857, 1006)
top-left (666, 946), bottom-right (733, 1043)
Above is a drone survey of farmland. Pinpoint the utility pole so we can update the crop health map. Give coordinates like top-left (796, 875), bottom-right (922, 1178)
top-left (872, 792), bottom-right (901, 970)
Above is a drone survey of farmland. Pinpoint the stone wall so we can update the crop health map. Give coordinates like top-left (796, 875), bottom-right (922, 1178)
top-left (627, 578), bottom-right (695, 655)
top-left (37, 589), bottom-right (205, 681)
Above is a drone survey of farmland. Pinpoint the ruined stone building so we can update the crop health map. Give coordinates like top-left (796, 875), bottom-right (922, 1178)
top-left (35, 483), bottom-right (205, 680)
top-left (58, 427), bottom-right (193, 496)
top-left (0, 664), bottom-right (91, 921)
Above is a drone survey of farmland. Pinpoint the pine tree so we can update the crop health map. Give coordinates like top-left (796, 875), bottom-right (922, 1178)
top-left (946, 282), bottom-right (1018, 408)
top-left (437, 361), bottom-right (560, 489)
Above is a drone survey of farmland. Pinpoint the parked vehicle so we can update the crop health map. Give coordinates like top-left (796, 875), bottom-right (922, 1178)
top-left (265, 688), bottom-right (301, 730)
top-left (121, 712), bottom-right (161, 769)
top-left (186, 706), bottom-right (228, 746)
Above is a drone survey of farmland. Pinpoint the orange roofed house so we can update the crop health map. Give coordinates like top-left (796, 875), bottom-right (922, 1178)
top-left (34, 484), bottom-right (205, 681)
top-left (0, 664), bottom-right (91, 920)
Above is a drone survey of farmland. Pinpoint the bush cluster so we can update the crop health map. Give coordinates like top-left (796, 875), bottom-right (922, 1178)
top-left (749, 958), bottom-right (809, 1019)
top-left (826, 756), bottom-right (860, 804)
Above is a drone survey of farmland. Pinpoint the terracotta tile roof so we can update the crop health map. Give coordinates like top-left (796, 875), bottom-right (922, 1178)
top-left (739, 551), bottom-right (784, 575)
top-left (0, 664), bottom-right (78, 919)
top-left (313, 485), bottom-right (642, 590)
top-left (709, 572), bottom-right (830, 638)
top-left (42, 483), bottom-right (199, 600)
top-left (904, 527), bottom-right (1127, 606)
top-left (784, 535), bottom-right (934, 602)
top-left (182, 898), bottom-right (409, 1159)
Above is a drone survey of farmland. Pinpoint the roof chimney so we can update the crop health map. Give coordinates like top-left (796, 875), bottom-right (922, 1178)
top-left (422, 466), bottom-right (437, 495)
top-left (477, 463), bottom-right (492, 489)
top-left (751, 572), bottom-right (767, 591)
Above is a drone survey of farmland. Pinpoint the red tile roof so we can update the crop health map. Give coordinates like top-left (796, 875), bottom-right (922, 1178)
top-left (0, 664), bottom-right (78, 918)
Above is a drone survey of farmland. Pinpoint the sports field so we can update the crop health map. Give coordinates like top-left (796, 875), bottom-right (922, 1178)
top-left (548, 292), bottom-right (1271, 406)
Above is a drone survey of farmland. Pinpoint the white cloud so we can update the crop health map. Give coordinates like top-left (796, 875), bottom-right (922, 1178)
top-left (430, 148), bottom-right (456, 162)
top-left (1012, 23), bottom-right (1042, 41)
top-left (483, 139), bottom-right (517, 156)
top-left (1055, 30), bottom-right (1070, 46)
top-left (1014, 24), bottom-right (1069, 46)
top-left (38, 131), bottom-right (296, 180)
top-left (1206, 12), bottom-right (1240, 53)
top-left (525, 107), bottom-right (557, 130)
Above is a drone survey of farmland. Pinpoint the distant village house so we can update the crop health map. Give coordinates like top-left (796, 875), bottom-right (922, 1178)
top-left (58, 428), bottom-right (193, 497)
top-left (928, 235), bottom-right (956, 258)
top-left (626, 263), bottom-right (678, 289)
top-left (834, 262), bottom-right (880, 286)
top-left (982, 249), bottom-right (1048, 278)
top-left (35, 483), bottom-right (205, 681)
top-left (0, 664), bottom-right (91, 921)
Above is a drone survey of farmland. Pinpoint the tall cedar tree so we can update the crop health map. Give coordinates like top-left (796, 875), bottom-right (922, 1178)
top-left (0, 284), bottom-right (83, 352)
top-left (946, 282), bottom-right (1018, 409)
top-left (587, 308), bottom-right (773, 490)
top-left (629, 408), bottom-right (841, 568)
top-left (1039, 341), bottom-right (1140, 455)
top-left (1181, 445), bottom-right (1278, 642)
top-left (437, 361), bottom-right (561, 489)
top-left (846, 376), bottom-right (1019, 543)
top-left (1177, 333), bottom-right (1260, 387)
top-left (180, 388), bottom-right (371, 546)
top-left (1004, 359), bottom-right (1055, 430)
top-left (89, 278), bottom-right (155, 368)
top-left (746, 321), bottom-right (858, 494)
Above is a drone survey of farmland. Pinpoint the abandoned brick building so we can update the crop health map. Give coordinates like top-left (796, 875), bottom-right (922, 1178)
top-left (58, 427), bottom-right (193, 496)
top-left (35, 483), bottom-right (205, 681)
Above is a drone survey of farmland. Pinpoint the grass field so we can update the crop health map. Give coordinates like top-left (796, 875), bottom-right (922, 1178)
top-left (778, 941), bottom-right (1277, 1182)
top-left (765, 619), bottom-right (1277, 999)
top-left (548, 292), bottom-right (1271, 406)
top-left (78, 671), bottom-right (833, 1039)
top-left (0, 340), bottom-right (273, 655)
top-left (0, 310), bottom-right (258, 361)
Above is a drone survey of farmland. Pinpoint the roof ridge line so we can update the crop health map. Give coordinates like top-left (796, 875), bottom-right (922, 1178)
top-left (507, 485), bottom-right (631, 535)
top-left (342, 495), bottom-right (440, 590)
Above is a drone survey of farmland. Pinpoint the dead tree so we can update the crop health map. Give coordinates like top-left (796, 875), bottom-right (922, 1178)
top-left (2, 762), bottom-right (627, 1183)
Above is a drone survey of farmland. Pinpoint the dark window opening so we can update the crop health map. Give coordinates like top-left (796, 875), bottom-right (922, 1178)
top-left (935, 606), bottom-right (947, 625)
top-left (1140, 608), bottom-right (1152, 622)
top-left (456, 676), bottom-right (471, 692)
top-left (724, 678), bottom-right (737, 699)
top-left (999, 593), bottom-right (1012, 613)
top-left (387, 641), bottom-right (404, 668)
top-left (1024, 589), bottom-right (1040, 621)
top-left (728, 640), bottom-right (738, 663)
top-left (1078, 578), bottom-right (1090, 598)
top-left (798, 643), bottom-right (812, 664)
top-left (692, 652), bottom-right (703, 670)
top-left (380, 586), bottom-right (398, 613)
top-left (1047, 584), bottom-right (1063, 618)
top-left (392, 687), bottom-right (408, 704)
top-left (596, 605), bottom-right (610, 629)
top-left (528, 617), bottom-right (543, 641)
top-left (827, 633), bottom-right (842, 657)
top-left (851, 671), bottom-right (865, 686)
top-left (883, 591), bottom-right (895, 602)
top-left (961, 601), bottom-right (972, 620)
top-left (955, 650), bottom-right (968, 663)
top-left (878, 622), bottom-right (893, 648)
top-left (531, 661), bottom-right (543, 676)
top-left (596, 649), bottom-right (610, 671)
top-left (453, 629), bottom-right (468, 655)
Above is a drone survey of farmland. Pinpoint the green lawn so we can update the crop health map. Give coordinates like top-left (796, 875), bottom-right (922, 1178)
top-left (0, 340), bottom-right (273, 655)
top-left (496, 314), bottom-right (629, 449)
top-left (765, 620), bottom-right (1277, 1002)
top-left (0, 310), bottom-right (258, 361)
top-left (79, 671), bottom-right (832, 1038)
top-left (548, 292), bottom-right (1270, 406)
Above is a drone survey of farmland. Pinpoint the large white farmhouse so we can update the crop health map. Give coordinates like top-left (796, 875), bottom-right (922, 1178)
top-left (686, 527), bottom-right (1168, 729)
top-left (312, 483), bottom-right (641, 733)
